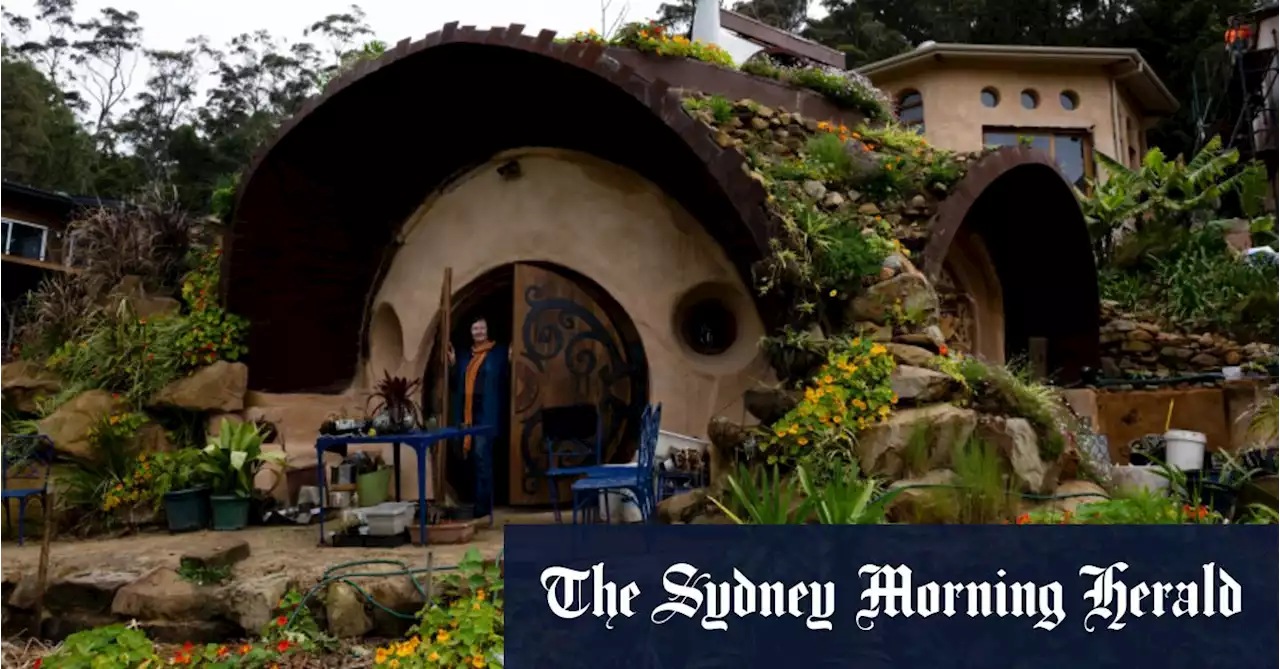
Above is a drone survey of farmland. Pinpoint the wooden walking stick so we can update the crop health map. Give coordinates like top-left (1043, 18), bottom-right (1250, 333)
top-left (33, 492), bottom-right (54, 632)
top-left (436, 268), bottom-right (453, 501)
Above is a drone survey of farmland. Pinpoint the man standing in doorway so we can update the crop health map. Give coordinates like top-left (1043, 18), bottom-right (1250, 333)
top-left (448, 317), bottom-right (509, 519)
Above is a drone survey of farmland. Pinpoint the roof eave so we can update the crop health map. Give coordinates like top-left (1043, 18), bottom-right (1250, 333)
top-left (858, 43), bottom-right (1179, 116)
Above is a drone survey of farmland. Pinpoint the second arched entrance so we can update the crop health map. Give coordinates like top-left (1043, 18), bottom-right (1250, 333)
top-left (425, 261), bottom-right (649, 507)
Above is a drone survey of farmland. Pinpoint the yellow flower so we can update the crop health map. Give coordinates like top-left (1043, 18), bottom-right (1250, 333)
top-left (376, 649), bottom-right (389, 664)
top-left (436, 630), bottom-right (450, 643)
top-left (828, 289), bottom-right (837, 297)
top-left (389, 660), bottom-right (400, 669)
top-left (788, 424), bottom-right (799, 435)
top-left (473, 657), bottom-right (485, 668)
top-left (428, 651), bottom-right (440, 662)
top-left (774, 429), bottom-right (787, 438)
top-left (797, 437), bottom-right (808, 445)
top-left (397, 644), bottom-right (412, 657)
top-left (823, 375), bottom-right (833, 384)
top-left (832, 416), bottom-right (842, 424)
top-left (476, 589), bottom-right (485, 601)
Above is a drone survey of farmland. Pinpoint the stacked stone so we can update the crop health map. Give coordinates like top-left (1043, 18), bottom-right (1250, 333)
top-left (1098, 300), bottom-right (1277, 378)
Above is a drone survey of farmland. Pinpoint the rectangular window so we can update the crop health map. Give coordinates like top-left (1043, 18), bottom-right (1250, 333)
top-left (1, 217), bottom-right (49, 261)
top-left (982, 127), bottom-right (1095, 189)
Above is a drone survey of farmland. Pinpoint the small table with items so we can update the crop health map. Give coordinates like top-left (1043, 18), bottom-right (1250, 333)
top-left (314, 425), bottom-right (495, 546)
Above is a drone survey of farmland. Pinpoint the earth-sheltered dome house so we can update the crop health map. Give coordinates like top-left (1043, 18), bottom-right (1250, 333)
top-left (224, 21), bottom-right (1100, 506)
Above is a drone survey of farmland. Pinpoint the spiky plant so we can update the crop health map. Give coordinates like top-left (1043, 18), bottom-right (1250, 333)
top-left (367, 372), bottom-right (423, 433)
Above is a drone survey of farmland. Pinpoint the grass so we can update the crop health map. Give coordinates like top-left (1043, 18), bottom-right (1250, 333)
top-left (948, 436), bottom-right (1017, 524)
top-left (958, 357), bottom-right (1067, 460)
top-left (177, 560), bottom-right (233, 586)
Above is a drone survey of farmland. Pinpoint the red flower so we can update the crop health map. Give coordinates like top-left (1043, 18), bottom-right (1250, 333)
top-left (238, 644), bottom-right (252, 655)
top-left (938, 344), bottom-right (949, 356)
top-left (276, 615), bottom-right (288, 627)
top-left (33, 659), bottom-right (42, 669)
top-left (182, 642), bottom-right (194, 653)
top-left (217, 646), bottom-right (229, 658)
top-left (1014, 513), bottom-right (1031, 525)
top-left (276, 640), bottom-right (291, 653)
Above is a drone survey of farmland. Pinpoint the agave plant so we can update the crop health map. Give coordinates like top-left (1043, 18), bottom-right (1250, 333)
top-left (367, 372), bottom-right (423, 433)
top-left (199, 419), bottom-right (286, 497)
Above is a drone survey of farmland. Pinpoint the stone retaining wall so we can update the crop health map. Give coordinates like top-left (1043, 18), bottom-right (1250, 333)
top-left (1098, 300), bottom-right (1276, 378)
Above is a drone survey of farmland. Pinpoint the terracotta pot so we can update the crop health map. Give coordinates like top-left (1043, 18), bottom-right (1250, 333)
top-left (408, 520), bottom-right (476, 546)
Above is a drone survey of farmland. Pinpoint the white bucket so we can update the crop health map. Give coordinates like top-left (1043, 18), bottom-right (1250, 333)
top-left (1164, 429), bottom-right (1207, 471)
top-left (598, 489), bottom-right (644, 523)
top-left (1111, 465), bottom-right (1170, 494)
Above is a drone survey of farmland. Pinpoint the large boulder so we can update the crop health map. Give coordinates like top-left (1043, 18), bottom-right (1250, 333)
top-left (883, 342), bottom-right (937, 368)
top-left (325, 582), bottom-right (372, 638)
top-left (854, 404), bottom-right (978, 479)
top-left (847, 273), bottom-right (939, 326)
top-left (743, 387), bottom-right (800, 425)
top-left (112, 567), bottom-right (218, 620)
top-left (8, 566), bottom-right (146, 614)
top-left (889, 365), bottom-right (957, 404)
top-left (657, 489), bottom-right (709, 524)
top-left (37, 390), bottom-right (121, 459)
top-left (1, 361), bottom-right (61, 413)
top-left (152, 361), bottom-right (248, 412)
top-left (974, 416), bottom-right (1054, 493)
top-left (885, 469), bottom-right (958, 523)
top-left (217, 574), bottom-right (290, 634)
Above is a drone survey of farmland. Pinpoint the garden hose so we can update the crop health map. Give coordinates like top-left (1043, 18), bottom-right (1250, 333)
top-left (876, 483), bottom-right (1111, 504)
top-left (286, 549), bottom-right (506, 627)
top-left (284, 485), bottom-right (1103, 629)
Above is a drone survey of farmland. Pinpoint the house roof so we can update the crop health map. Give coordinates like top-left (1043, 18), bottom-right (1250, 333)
top-left (2, 180), bottom-right (123, 211)
top-left (717, 9), bottom-right (847, 69)
top-left (856, 43), bottom-right (1180, 115)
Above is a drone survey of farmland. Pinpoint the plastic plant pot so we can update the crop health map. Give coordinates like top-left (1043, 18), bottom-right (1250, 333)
top-left (162, 487), bottom-right (210, 532)
top-left (210, 494), bottom-right (251, 531)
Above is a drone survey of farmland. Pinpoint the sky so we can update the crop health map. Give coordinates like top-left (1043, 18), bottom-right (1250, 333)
top-left (4, 0), bottom-right (674, 54)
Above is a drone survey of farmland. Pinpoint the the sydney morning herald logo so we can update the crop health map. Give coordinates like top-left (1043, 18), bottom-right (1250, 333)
top-left (539, 562), bottom-right (1242, 632)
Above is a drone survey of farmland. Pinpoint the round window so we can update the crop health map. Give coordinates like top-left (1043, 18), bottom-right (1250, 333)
top-left (1060, 90), bottom-right (1079, 111)
top-left (1021, 89), bottom-right (1040, 109)
top-left (680, 299), bottom-right (738, 356)
top-left (980, 87), bottom-right (1000, 108)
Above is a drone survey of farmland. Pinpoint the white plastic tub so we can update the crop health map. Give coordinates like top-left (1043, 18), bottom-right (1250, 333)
top-left (362, 501), bottom-right (415, 536)
top-left (1164, 429), bottom-right (1207, 471)
top-left (1111, 465), bottom-right (1170, 494)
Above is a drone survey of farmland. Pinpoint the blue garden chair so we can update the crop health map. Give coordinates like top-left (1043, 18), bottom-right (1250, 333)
top-left (3, 435), bottom-right (54, 546)
top-left (543, 403), bottom-right (606, 523)
top-left (571, 403), bottom-right (662, 524)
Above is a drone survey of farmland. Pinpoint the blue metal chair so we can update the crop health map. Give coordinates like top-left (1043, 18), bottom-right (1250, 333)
top-left (571, 404), bottom-right (662, 524)
top-left (543, 403), bottom-right (605, 522)
top-left (3, 435), bottom-right (54, 546)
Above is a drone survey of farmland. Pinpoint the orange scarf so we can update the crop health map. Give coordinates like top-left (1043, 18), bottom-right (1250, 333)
top-left (462, 341), bottom-right (495, 454)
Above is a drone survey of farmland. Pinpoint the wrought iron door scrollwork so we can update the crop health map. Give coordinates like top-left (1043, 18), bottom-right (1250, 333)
top-left (517, 284), bottom-right (646, 496)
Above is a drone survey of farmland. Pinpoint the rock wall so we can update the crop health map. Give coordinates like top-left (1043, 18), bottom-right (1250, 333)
top-left (1098, 301), bottom-right (1277, 378)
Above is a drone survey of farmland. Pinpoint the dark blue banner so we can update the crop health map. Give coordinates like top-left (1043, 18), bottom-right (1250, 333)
top-left (505, 525), bottom-right (1278, 669)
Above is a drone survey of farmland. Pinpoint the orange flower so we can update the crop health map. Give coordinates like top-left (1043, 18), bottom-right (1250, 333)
top-left (1014, 513), bottom-right (1031, 525)
top-left (239, 644), bottom-right (252, 655)
top-left (182, 642), bottom-right (194, 653)
top-left (217, 646), bottom-right (229, 658)
top-left (938, 344), bottom-right (949, 356)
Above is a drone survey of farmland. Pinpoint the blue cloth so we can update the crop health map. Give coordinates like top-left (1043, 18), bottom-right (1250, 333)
top-left (451, 343), bottom-right (507, 517)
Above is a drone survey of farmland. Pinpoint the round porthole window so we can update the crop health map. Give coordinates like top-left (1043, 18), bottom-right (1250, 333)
top-left (1021, 89), bottom-right (1040, 109)
top-left (1060, 90), bottom-right (1079, 111)
top-left (680, 298), bottom-right (738, 356)
top-left (980, 87), bottom-right (1000, 108)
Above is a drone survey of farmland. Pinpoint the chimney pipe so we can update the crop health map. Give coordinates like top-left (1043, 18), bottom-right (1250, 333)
top-left (692, 0), bottom-right (721, 44)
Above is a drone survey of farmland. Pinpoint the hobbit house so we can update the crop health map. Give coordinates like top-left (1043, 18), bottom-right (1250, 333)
top-left (219, 23), bottom-right (1101, 505)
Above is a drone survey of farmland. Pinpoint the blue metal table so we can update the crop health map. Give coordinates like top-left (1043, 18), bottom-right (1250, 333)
top-left (314, 425), bottom-right (495, 546)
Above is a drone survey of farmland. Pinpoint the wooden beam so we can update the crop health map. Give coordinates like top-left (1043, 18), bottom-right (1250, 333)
top-left (435, 267), bottom-right (452, 502)
top-left (1, 254), bottom-right (80, 274)
top-left (719, 9), bottom-right (847, 69)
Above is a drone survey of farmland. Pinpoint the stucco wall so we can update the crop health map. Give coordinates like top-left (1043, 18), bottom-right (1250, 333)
top-left (349, 149), bottom-right (768, 499)
top-left (867, 62), bottom-right (1140, 162)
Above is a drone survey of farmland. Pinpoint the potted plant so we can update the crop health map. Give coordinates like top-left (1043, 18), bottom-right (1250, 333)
top-left (199, 419), bottom-right (286, 531)
top-left (366, 372), bottom-right (423, 435)
top-left (155, 449), bottom-right (211, 532)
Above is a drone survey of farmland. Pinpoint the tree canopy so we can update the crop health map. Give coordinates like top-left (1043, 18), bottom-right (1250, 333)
top-left (1, 0), bottom-right (1264, 211)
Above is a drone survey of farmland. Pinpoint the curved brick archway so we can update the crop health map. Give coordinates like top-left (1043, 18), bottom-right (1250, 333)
top-left (922, 146), bottom-right (1100, 381)
top-left (225, 23), bottom-right (799, 393)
